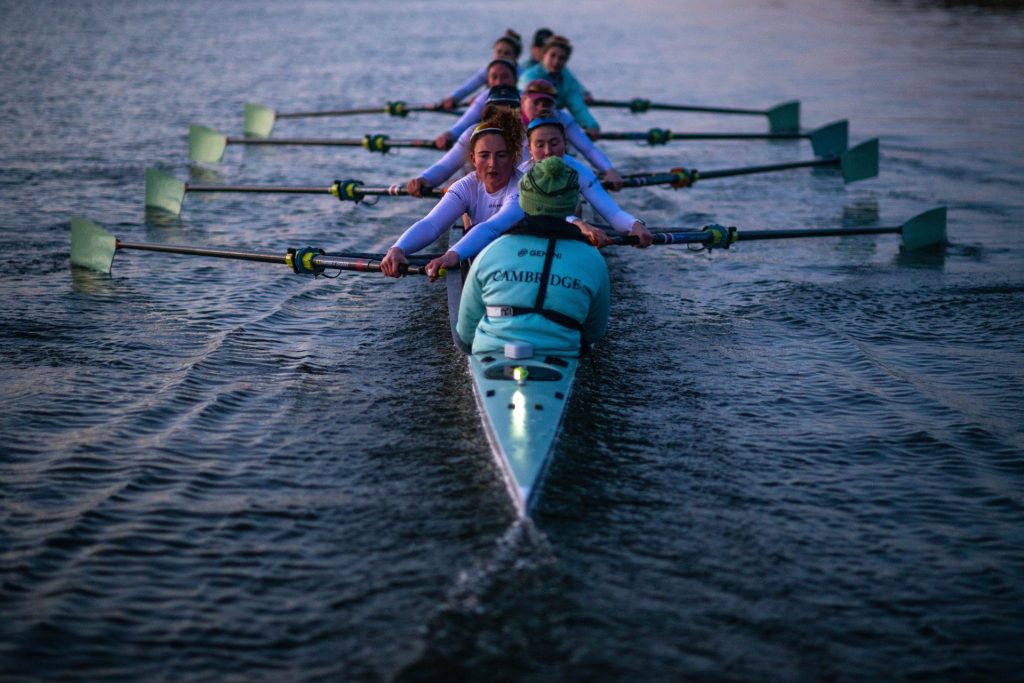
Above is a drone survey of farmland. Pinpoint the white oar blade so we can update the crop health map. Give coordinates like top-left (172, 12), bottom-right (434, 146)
top-left (144, 167), bottom-right (186, 215)
top-left (901, 207), bottom-right (947, 251)
top-left (767, 100), bottom-right (800, 133)
top-left (189, 123), bottom-right (227, 163)
top-left (70, 217), bottom-right (116, 273)
top-left (243, 102), bottom-right (275, 137)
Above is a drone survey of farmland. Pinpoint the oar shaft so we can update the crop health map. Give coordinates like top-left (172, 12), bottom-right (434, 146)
top-left (589, 99), bottom-right (766, 116)
top-left (613, 226), bottom-right (905, 247)
top-left (117, 241), bottom-right (287, 264)
top-left (696, 157), bottom-right (834, 180)
top-left (224, 136), bottom-right (438, 150)
top-left (274, 104), bottom-right (461, 118)
top-left (600, 131), bottom-right (807, 142)
top-left (278, 108), bottom-right (382, 118)
top-left (115, 241), bottom-right (435, 274)
top-left (185, 184), bottom-right (332, 194)
top-left (226, 137), bottom-right (364, 146)
top-left (735, 226), bottom-right (901, 241)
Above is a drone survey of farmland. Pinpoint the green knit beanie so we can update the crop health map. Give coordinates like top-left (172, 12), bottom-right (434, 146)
top-left (518, 156), bottom-right (580, 217)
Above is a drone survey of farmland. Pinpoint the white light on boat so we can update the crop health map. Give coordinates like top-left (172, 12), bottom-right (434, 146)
top-left (513, 366), bottom-right (529, 384)
top-left (511, 389), bottom-right (527, 436)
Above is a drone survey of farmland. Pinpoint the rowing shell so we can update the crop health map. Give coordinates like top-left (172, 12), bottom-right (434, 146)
top-left (446, 226), bottom-right (579, 516)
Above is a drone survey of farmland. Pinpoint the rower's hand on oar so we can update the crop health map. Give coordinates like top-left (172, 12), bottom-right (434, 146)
top-left (434, 131), bottom-right (455, 150)
top-left (425, 250), bottom-right (459, 282)
top-left (441, 97), bottom-right (458, 111)
top-left (628, 221), bottom-right (654, 248)
top-left (406, 177), bottom-right (433, 198)
top-left (380, 247), bottom-right (409, 278)
top-left (585, 127), bottom-right (600, 141)
top-left (602, 168), bottom-right (624, 191)
top-left (574, 220), bottom-right (614, 249)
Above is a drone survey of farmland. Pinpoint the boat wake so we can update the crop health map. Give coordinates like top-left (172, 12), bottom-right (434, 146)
top-left (389, 518), bottom-right (573, 681)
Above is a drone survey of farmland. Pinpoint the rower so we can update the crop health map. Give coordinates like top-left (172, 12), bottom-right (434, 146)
top-left (518, 35), bottom-right (600, 138)
top-left (434, 59), bottom-right (518, 150)
top-left (408, 84), bottom-right (521, 198)
top-left (520, 79), bottom-right (623, 189)
top-left (521, 28), bottom-right (553, 70)
top-left (381, 108), bottom-right (525, 278)
top-left (409, 80), bottom-right (623, 197)
top-left (423, 116), bottom-right (652, 276)
top-left (456, 155), bottom-right (610, 357)
top-left (441, 29), bottom-right (523, 111)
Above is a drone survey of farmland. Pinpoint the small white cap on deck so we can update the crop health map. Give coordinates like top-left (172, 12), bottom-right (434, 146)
top-left (504, 341), bottom-right (534, 359)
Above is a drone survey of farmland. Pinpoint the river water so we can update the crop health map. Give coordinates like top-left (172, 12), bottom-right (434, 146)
top-left (1, 0), bottom-right (1022, 680)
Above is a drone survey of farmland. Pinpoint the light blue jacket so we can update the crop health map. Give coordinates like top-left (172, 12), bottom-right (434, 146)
top-left (518, 63), bottom-right (599, 130)
top-left (457, 229), bottom-right (610, 356)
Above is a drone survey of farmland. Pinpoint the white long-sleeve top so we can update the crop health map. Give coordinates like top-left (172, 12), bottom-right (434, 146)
top-left (392, 170), bottom-right (524, 255)
top-left (447, 65), bottom-right (487, 104)
top-left (449, 154), bottom-right (638, 260)
top-left (424, 110), bottom-right (615, 188)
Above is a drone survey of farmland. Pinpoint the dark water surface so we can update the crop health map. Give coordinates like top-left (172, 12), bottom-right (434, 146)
top-left (2, 1), bottom-right (1023, 680)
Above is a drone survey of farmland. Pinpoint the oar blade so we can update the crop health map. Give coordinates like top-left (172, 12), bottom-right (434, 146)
top-left (840, 138), bottom-right (879, 183)
top-left (243, 102), bottom-right (276, 137)
top-left (144, 167), bottom-right (186, 215)
top-left (189, 123), bottom-right (227, 163)
top-left (767, 100), bottom-right (800, 133)
top-left (810, 120), bottom-right (848, 157)
top-left (900, 207), bottom-right (947, 251)
top-left (70, 217), bottom-right (117, 273)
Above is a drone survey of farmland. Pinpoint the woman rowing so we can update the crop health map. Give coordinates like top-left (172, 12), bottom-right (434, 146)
top-left (434, 58), bottom-right (519, 150)
top-left (457, 155), bottom-right (610, 357)
top-left (422, 116), bottom-right (653, 277)
top-left (380, 108), bottom-right (525, 278)
top-left (409, 84), bottom-right (522, 198)
top-left (519, 35), bottom-right (600, 138)
top-left (440, 29), bottom-right (522, 111)
top-left (409, 79), bottom-right (622, 197)
top-left (521, 28), bottom-right (553, 70)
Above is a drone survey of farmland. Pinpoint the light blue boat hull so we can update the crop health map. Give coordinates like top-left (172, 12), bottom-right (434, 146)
top-left (447, 227), bottom-right (578, 515)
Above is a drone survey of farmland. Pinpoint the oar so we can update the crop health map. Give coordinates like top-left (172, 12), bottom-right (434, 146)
top-left (243, 101), bottom-right (462, 137)
top-left (607, 208), bottom-right (947, 252)
top-left (145, 168), bottom-right (443, 215)
top-left (588, 98), bottom-right (800, 133)
top-left (613, 138), bottom-right (878, 190)
top-left (190, 124), bottom-right (447, 163)
top-left (70, 217), bottom-right (447, 275)
top-left (597, 120), bottom-right (848, 158)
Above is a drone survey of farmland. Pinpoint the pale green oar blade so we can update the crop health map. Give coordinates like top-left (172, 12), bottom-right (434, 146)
top-left (144, 167), bottom-right (186, 214)
top-left (767, 100), bottom-right (800, 133)
top-left (189, 123), bottom-right (227, 163)
top-left (901, 207), bottom-right (947, 251)
top-left (70, 216), bottom-right (117, 273)
top-left (809, 120), bottom-right (848, 158)
top-left (243, 102), bottom-right (276, 137)
top-left (840, 138), bottom-right (879, 183)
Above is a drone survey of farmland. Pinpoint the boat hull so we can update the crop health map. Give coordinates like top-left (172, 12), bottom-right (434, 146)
top-left (446, 227), bottom-right (579, 515)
